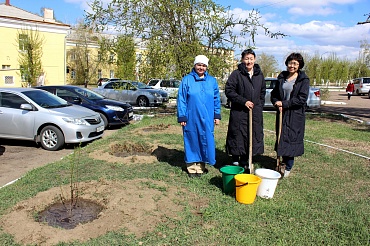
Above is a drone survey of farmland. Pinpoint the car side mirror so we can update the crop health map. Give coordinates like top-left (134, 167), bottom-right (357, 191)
top-left (20, 104), bottom-right (33, 111)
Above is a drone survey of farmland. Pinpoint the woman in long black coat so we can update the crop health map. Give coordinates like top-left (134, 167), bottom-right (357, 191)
top-left (270, 52), bottom-right (309, 177)
top-left (225, 49), bottom-right (266, 171)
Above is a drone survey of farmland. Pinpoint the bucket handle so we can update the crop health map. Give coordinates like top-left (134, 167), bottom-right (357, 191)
top-left (235, 182), bottom-right (249, 187)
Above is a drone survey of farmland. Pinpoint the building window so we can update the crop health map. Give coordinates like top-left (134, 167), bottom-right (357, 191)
top-left (98, 52), bottom-right (102, 62)
top-left (70, 52), bottom-right (76, 60)
top-left (71, 69), bottom-right (76, 79)
top-left (19, 34), bottom-right (28, 51)
top-left (109, 53), bottom-right (114, 63)
top-left (110, 70), bottom-right (114, 78)
top-left (2, 65), bottom-right (10, 70)
top-left (98, 69), bottom-right (102, 79)
top-left (4, 76), bottom-right (14, 85)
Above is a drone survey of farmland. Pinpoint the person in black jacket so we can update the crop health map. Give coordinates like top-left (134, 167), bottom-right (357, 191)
top-left (270, 52), bottom-right (309, 177)
top-left (225, 49), bottom-right (266, 173)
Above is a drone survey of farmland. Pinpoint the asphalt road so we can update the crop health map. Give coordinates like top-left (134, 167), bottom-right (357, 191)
top-left (0, 129), bottom-right (116, 188)
top-left (320, 90), bottom-right (370, 124)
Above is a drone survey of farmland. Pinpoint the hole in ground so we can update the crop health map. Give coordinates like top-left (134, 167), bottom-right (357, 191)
top-left (37, 198), bottom-right (104, 230)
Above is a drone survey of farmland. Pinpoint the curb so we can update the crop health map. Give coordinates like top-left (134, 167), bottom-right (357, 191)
top-left (321, 101), bottom-right (347, 105)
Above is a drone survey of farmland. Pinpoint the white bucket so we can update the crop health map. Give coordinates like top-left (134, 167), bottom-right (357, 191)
top-left (255, 168), bottom-right (281, 199)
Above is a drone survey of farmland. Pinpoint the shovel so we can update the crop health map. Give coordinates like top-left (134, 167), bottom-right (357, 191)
top-left (248, 108), bottom-right (254, 174)
top-left (275, 110), bottom-right (284, 176)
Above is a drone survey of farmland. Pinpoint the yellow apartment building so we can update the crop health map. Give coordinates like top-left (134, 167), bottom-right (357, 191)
top-left (0, 1), bottom-right (234, 87)
top-left (0, 0), bottom-right (70, 87)
top-left (66, 33), bottom-right (148, 84)
top-left (65, 32), bottom-right (117, 85)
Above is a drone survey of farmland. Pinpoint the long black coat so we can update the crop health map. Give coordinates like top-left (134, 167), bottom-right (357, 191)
top-left (270, 70), bottom-right (309, 157)
top-left (225, 63), bottom-right (266, 156)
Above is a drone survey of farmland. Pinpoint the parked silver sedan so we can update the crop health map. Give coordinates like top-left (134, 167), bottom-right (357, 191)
top-left (220, 77), bottom-right (321, 110)
top-left (94, 80), bottom-right (168, 107)
top-left (0, 88), bottom-right (104, 151)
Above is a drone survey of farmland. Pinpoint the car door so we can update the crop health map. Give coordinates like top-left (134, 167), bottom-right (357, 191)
top-left (168, 80), bottom-right (180, 98)
top-left (0, 92), bottom-right (35, 139)
top-left (101, 81), bottom-right (121, 101)
top-left (125, 82), bottom-right (137, 105)
top-left (161, 80), bottom-right (170, 93)
top-left (264, 78), bottom-right (276, 108)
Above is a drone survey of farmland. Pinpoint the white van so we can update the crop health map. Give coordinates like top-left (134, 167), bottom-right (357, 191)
top-left (352, 77), bottom-right (370, 95)
top-left (147, 79), bottom-right (180, 98)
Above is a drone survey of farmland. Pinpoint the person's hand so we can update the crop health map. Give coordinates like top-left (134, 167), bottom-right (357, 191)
top-left (214, 119), bottom-right (220, 125)
top-left (274, 101), bottom-right (283, 112)
top-left (245, 101), bottom-right (254, 109)
top-left (274, 101), bottom-right (282, 107)
top-left (180, 122), bottom-right (186, 126)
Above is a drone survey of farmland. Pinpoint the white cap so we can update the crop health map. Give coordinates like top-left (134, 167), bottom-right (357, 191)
top-left (194, 55), bottom-right (209, 66)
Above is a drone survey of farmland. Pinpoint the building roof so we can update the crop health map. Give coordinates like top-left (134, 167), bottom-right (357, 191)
top-left (0, 3), bottom-right (69, 27)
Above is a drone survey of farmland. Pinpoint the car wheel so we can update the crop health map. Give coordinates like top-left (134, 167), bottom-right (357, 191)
top-left (40, 126), bottom-right (65, 151)
top-left (137, 96), bottom-right (149, 107)
top-left (99, 113), bottom-right (109, 129)
top-left (368, 92), bottom-right (370, 99)
top-left (356, 89), bottom-right (360, 96)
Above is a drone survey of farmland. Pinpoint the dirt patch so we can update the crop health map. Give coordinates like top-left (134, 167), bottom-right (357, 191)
top-left (133, 123), bottom-right (182, 135)
top-left (89, 141), bottom-right (158, 164)
top-left (0, 179), bottom-right (207, 245)
top-left (322, 138), bottom-right (370, 156)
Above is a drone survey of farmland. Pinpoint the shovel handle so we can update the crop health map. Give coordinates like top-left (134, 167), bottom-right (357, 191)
top-left (249, 109), bottom-right (254, 174)
top-left (276, 111), bottom-right (283, 167)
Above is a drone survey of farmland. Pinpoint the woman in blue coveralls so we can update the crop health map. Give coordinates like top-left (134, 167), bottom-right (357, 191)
top-left (177, 55), bottom-right (221, 178)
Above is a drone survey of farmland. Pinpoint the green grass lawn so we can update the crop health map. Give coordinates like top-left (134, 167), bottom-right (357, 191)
top-left (0, 108), bottom-right (369, 245)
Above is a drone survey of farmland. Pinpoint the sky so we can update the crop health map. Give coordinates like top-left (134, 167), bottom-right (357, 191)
top-left (6, 0), bottom-right (370, 68)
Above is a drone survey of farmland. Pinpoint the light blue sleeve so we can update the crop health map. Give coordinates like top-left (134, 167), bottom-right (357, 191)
top-left (213, 78), bottom-right (221, 120)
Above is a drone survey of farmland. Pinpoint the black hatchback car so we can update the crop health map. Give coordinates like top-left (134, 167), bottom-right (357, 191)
top-left (36, 85), bottom-right (134, 128)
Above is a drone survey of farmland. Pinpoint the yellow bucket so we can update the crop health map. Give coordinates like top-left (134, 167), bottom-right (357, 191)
top-left (235, 174), bottom-right (262, 204)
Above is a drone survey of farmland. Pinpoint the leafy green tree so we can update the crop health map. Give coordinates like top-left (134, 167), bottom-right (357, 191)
top-left (67, 22), bottom-right (110, 86)
top-left (305, 51), bottom-right (370, 86)
top-left (16, 28), bottom-right (44, 86)
top-left (256, 52), bottom-right (278, 77)
top-left (304, 53), bottom-right (321, 85)
top-left (86, 0), bottom-right (286, 80)
top-left (113, 35), bottom-right (136, 80)
top-left (139, 39), bottom-right (173, 81)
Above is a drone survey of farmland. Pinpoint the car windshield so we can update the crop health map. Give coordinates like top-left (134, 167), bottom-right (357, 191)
top-left (148, 80), bottom-right (159, 86)
top-left (23, 90), bottom-right (70, 108)
top-left (73, 87), bottom-right (105, 100)
top-left (131, 81), bottom-right (152, 89)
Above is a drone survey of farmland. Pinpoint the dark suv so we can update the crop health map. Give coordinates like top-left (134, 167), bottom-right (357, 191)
top-left (36, 85), bottom-right (134, 128)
